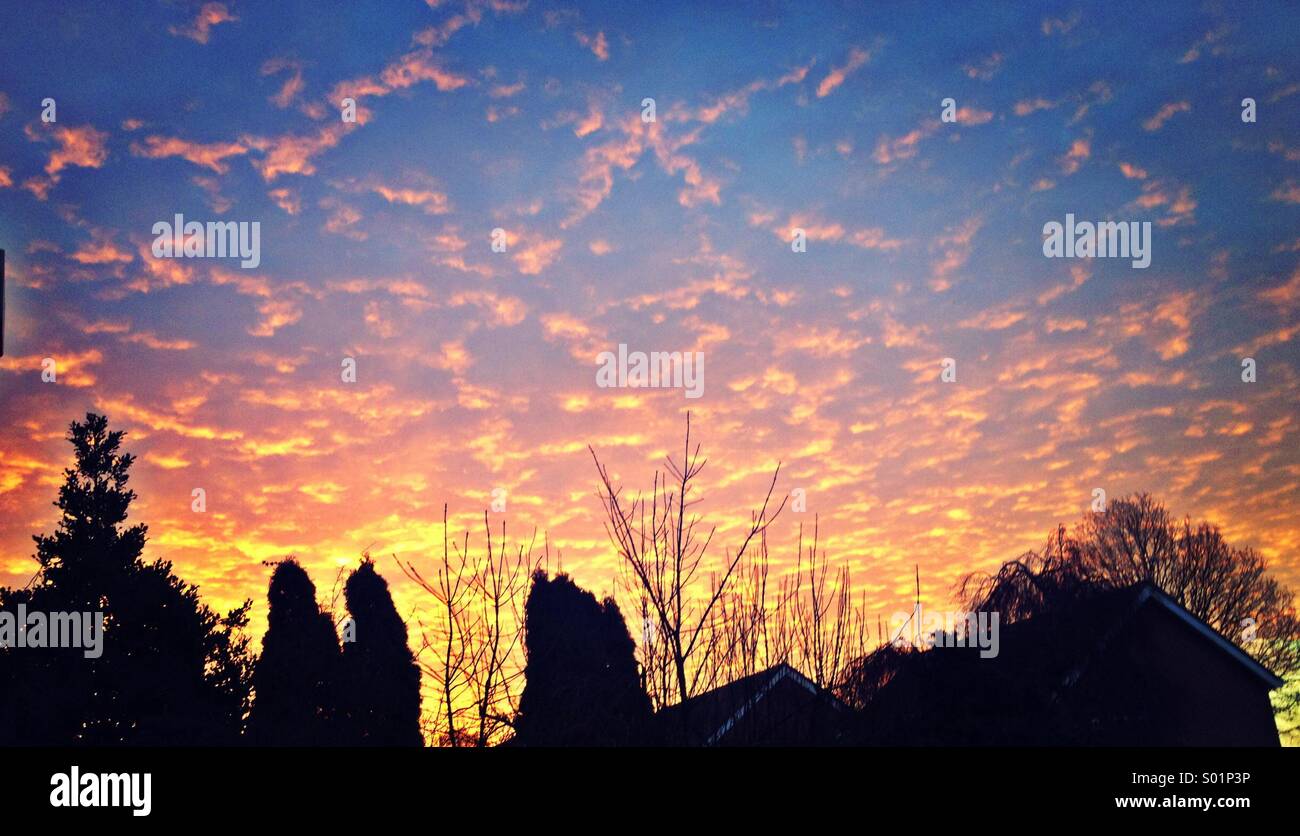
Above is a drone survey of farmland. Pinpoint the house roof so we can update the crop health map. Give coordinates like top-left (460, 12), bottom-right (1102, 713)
top-left (1123, 582), bottom-right (1284, 690)
top-left (656, 663), bottom-right (850, 746)
top-left (860, 581), bottom-right (1285, 745)
top-left (892, 580), bottom-right (1284, 694)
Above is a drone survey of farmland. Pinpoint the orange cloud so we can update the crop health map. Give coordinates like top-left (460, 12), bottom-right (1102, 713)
top-left (261, 58), bottom-right (306, 109)
top-left (1259, 267), bottom-right (1300, 308)
top-left (575, 30), bottom-right (609, 61)
top-left (22, 123), bottom-right (109, 198)
top-left (1014, 97), bottom-right (1058, 116)
top-left (168, 2), bottom-right (238, 44)
top-left (1058, 136), bottom-right (1091, 174)
top-left (510, 230), bottom-right (563, 275)
top-left (1142, 101), bottom-right (1191, 132)
top-left (1118, 161), bottom-right (1148, 180)
top-left (70, 231), bottom-right (134, 265)
top-left (962, 52), bottom-right (1003, 81)
top-left (370, 183), bottom-right (451, 214)
top-left (241, 122), bottom-right (353, 181)
top-left (817, 47), bottom-right (871, 98)
top-left (1269, 179), bottom-right (1300, 205)
top-left (267, 187), bottom-right (301, 215)
top-left (130, 135), bottom-right (248, 173)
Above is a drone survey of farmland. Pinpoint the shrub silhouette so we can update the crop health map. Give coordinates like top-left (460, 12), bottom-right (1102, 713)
top-left (0, 412), bottom-right (253, 745)
top-left (515, 570), bottom-right (653, 746)
top-left (339, 559), bottom-right (422, 746)
top-left (247, 559), bottom-right (343, 745)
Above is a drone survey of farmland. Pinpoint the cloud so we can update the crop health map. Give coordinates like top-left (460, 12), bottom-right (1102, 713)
top-left (575, 30), bottom-right (609, 61)
top-left (955, 106), bottom-right (994, 125)
top-left (446, 290), bottom-right (527, 326)
top-left (873, 125), bottom-right (932, 165)
top-left (240, 122), bottom-right (353, 181)
top-left (70, 230), bottom-right (134, 265)
top-left (0, 349), bottom-right (103, 387)
top-left (1142, 101), bottom-right (1190, 132)
top-left (1041, 12), bottom-right (1081, 36)
top-left (563, 115), bottom-right (645, 226)
top-left (489, 81), bottom-right (526, 98)
top-left (1058, 136), bottom-right (1091, 174)
top-left (817, 47), bottom-right (871, 98)
top-left (1118, 162), bottom-right (1148, 180)
top-left (130, 135), bottom-right (248, 173)
top-left (330, 48), bottom-right (472, 111)
top-left (1131, 179), bottom-right (1197, 226)
top-left (261, 58), bottom-right (306, 109)
top-left (1269, 179), bottom-right (1300, 205)
top-left (509, 230), bottom-right (563, 274)
top-left (753, 211), bottom-right (905, 252)
top-left (320, 197), bottom-right (367, 240)
top-left (1258, 266), bottom-right (1300, 308)
top-left (486, 104), bottom-right (521, 122)
top-left (962, 52), bottom-right (1004, 81)
top-left (928, 216), bottom-right (982, 291)
top-left (22, 123), bottom-right (110, 198)
top-left (1014, 97), bottom-right (1058, 116)
top-left (267, 187), bottom-right (301, 215)
top-left (168, 2), bottom-right (238, 44)
top-left (547, 100), bottom-right (605, 137)
top-left (690, 64), bottom-right (809, 124)
top-left (1178, 23), bottom-right (1232, 64)
top-left (29, 123), bottom-right (110, 176)
top-left (378, 50), bottom-right (472, 92)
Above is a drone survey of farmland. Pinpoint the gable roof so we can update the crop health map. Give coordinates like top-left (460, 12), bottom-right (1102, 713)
top-left (1129, 582), bottom-right (1284, 690)
top-left (656, 663), bottom-right (850, 746)
top-left (860, 581), bottom-right (1285, 746)
top-left (885, 580), bottom-right (1285, 697)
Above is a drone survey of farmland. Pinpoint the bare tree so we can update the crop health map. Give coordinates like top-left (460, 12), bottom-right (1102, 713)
top-left (707, 518), bottom-right (872, 695)
top-left (591, 414), bottom-right (784, 708)
top-left (397, 506), bottom-right (539, 746)
top-left (958, 493), bottom-right (1300, 741)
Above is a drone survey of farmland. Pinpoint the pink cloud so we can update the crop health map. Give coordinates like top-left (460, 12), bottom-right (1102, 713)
top-left (168, 2), bottom-right (238, 44)
top-left (240, 122), bottom-right (354, 181)
top-left (575, 30), bottom-right (609, 61)
top-left (130, 135), bottom-right (248, 173)
top-left (22, 123), bottom-right (110, 198)
top-left (261, 58), bottom-right (306, 109)
top-left (816, 47), bottom-right (871, 98)
top-left (1142, 101), bottom-right (1190, 132)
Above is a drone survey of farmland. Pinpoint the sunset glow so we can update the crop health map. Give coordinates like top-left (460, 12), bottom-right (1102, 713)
top-left (1, 0), bottom-right (1298, 691)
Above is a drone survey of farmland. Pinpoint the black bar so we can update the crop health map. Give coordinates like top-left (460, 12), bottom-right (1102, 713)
top-left (0, 746), bottom-right (1285, 823)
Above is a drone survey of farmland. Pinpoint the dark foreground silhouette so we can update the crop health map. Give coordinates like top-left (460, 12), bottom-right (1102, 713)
top-left (1, 414), bottom-right (1294, 746)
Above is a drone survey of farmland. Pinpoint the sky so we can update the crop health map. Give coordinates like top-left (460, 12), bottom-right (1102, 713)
top-left (1, 0), bottom-right (1298, 653)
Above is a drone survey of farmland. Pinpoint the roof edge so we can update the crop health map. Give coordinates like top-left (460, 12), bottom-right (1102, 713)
top-left (1137, 584), bottom-right (1286, 691)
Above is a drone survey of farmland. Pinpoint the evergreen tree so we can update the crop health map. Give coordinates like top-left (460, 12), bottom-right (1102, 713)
top-left (247, 559), bottom-right (343, 745)
top-left (515, 571), bottom-right (653, 746)
top-left (0, 413), bottom-right (253, 744)
top-left (338, 559), bottom-right (423, 746)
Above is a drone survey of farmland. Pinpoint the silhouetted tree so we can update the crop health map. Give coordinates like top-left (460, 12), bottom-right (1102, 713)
top-left (397, 508), bottom-right (536, 747)
top-left (514, 571), bottom-right (653, 746)
top-left (0, 413), bottom-right (253, 745)
top-left (958, 493), bottom-right (1300, 738)
top-left (339, 559), bottom-right (422, 746)
top-left (247, 559), bottom-right (343, 745)
top-left (591, 413), bottom-right (784, 708)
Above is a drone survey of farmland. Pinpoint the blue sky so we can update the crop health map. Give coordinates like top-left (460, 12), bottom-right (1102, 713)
top-left (1, 1), bottom-right (1299, 650)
